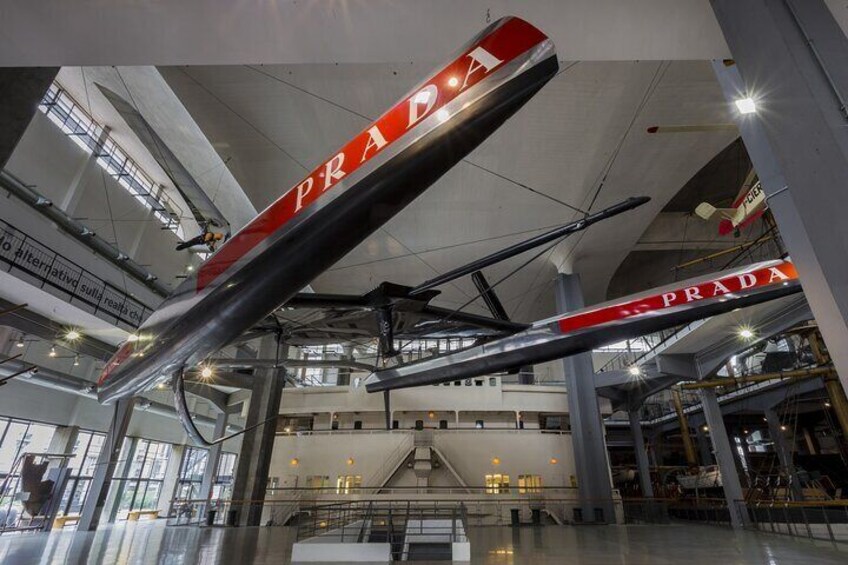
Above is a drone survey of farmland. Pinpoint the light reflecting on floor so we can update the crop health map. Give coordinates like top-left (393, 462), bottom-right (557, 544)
top-left (0, 522), bottom-right (845, 564)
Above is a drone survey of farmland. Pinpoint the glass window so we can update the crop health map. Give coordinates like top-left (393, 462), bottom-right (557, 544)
top-left (112, 438), bottom-right (172, 520)
top-left (484, 474), bottom-right (510, 494)
top-left (0, 417), bottom-right (56, 524)
top-left (59, 430), bottom-right (106, 520)
top-left (211, 452), bottom-right (236, 501)
top-left (306, 476), bottom-right (330, 490)
top-left (518, 475), bottom-right (542, 494)
top-left (175, 447), bottom-right (208, 503)
top-left (336, 475), bottom-right (362, 494)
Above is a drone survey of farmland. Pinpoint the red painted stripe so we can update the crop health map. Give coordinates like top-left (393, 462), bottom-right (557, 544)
top-left (557, 261), bottom-right (798, 334)
top-left (196, 17), bottom-right (549, 291)
top-left (98, 341), bottom-right (134, 386)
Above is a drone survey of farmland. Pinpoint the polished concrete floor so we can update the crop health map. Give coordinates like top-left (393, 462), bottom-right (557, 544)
top-left (0, 521), bottom-right (845, 564)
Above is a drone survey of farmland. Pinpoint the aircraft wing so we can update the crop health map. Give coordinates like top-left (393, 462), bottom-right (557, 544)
top-left (97, 84), bottom-right (231, 236)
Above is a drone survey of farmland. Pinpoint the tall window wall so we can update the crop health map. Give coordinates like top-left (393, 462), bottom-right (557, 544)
top-left (58, 431), bottom-right (105, 517)
top-left (113, 439), bottom-right (171, 520)
top-left (175, 447), bottom-right (207, 501)
top-left (211, 452), bottom-right (237, 500)
top-left (0, 417), bottom-right (55, 525)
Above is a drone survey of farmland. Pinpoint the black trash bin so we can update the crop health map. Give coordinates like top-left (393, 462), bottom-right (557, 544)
top-left (510, 508), bottom-right (520, 526)
top-left (226, 509), bottom-right (239, 527)
top-left (206, 510), bottom-right (217, 526)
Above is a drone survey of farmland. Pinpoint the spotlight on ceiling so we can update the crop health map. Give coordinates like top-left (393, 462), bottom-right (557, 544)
top-left (448, 76), bottom-right (459, 88)
top-left (186, 265), bottom-right (195, 272)
top-left (15, 339), bottom-right (25, 348)
top-left (49, 346), bottom-right (57, 358)
top-left (628, 365), bottom-right (641, 376)
top-left (738, 327), bottom-right (755, 340)
top-left (65, 330), bottom-right (81, 341)
top-left (200, 366), bottom-right (213, 379)
top-left (73, 355), bottom-right (80, 367)
top-left (735, 97), bottom-right (757, 114)
top-left (126, 334), bottom-right (140, 343)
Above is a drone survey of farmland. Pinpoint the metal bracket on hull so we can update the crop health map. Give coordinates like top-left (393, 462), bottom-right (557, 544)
top-left (172, 366), bottom-right (277, 447)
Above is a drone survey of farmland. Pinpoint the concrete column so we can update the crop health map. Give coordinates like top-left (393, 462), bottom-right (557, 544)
top-left (77, 397), bottom-right (134, 531)
top-left (699, 389), bottom-right (748, 528)
top-left (0, 68), bottom-right (58, 169)
top-left (554, 273), bottom-right (614, 523)
top-left (764, 408), bottom-right (804, 500)
top-left (199, 412), bottom-right (228, 502)
top-left (711, 0), bottom-right (848, 393)
top-left (628, 410), bottom-right (654, 498)
top-left (48, 425), bottom-right (80, 455)
top-left (157, 444), bottom-right (184, 516)
top-left (231, 336), bottom-right (285, 526)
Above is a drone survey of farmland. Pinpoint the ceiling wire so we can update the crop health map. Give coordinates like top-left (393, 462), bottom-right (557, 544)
top-left (241, 61), bottom-right (588, 215)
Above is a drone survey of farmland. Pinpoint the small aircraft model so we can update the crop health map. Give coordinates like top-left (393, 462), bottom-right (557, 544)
top-left (694, 172), bottom-right (766, 236)
top-left (97, 16), bottom-right (561, 445)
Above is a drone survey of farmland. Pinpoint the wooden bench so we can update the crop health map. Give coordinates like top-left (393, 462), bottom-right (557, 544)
top-left (127, 510), bottom-right (160, 522)
top-left (53, 514), bottom-right (81, 529)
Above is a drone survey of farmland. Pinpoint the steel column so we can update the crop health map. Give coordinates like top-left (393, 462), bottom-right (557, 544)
top-left (77, 397), bottom-right (134, 531)
top-left (628, 410), bottom-right (654, 498)
top-left (554, 273), bottom-right (614, 523)
top-left (230, 336), bottom-right (285, 526)
top-left (699, 389), bottom-right (748, 528)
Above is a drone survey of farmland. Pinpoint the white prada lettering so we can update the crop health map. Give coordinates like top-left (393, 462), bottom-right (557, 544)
top-left (662, 292), bottom-right (678, 307)
top-left (294, 177), bottom-right (314, 212)
top-left (738, 273), bottom-right (757, 289)
top-left (408, 85), bottom-right (438, 128)
top-left (712, 280), bottom-right (731, 295)
top-left (768, 267), bottom-right (789, 282)
top-left (462, 46), bottom-right (503, 90)
top-left (361, 125), bottom-right (387, 162)
top-left (683, 287), bottom-right (703, 302)
top-left (323, 153), bottom-right (346, 190)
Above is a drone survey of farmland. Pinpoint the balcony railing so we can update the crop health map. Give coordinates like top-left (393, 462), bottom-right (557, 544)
top-left (0, 218), bottom-right (153, 329)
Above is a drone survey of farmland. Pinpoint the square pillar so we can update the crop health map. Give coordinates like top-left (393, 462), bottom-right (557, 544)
top-left (554, 273), bottom-right (614, 523)
top-left (699, 389), bottom-right (748, 528)
top-left (231, 336), bottom-right (285, 526)
top-left (628, 410), bottom-right (654, 498)
top-left (77, 397), bottom-right (134, 530)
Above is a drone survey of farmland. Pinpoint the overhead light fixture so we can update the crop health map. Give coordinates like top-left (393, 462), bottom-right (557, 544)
top-left (73, 355), bottom-right (80, 367)
top-left (702, 425), bottom-right (709, 432)
top-left (186, 265), bottom-right (195, 272)
top-left (15, 339), bottom-right (25, 348)
top-left (780, 425), bottom-right (787, 431)
top-left (738, 327), bottom-right (755, 340)
top-left (743, 429), bottom-right (749, 435)
top-left (735, 97), bottom-right (757, 114)
top-left (126, 334), bottom-right (140, 342)
top-left (200, 366), bottom-right (213, 379)
top-left (491, 457), bottom-right (501, 466)
top-left (447, 76), bottom-right (459, 88)
top-left (49, 346), bottom-right (57, 358)
top-left (65, 330), bottom-right (81, 341)
top-left (628, 365), bottom-right (641, 376)
top-left (428, 411), bottom-right (436, 419)
top-left (347, 457), bottom-right (355, 466)
top-left (825, 401), bottom-right (832, 408)
top-left (549, 457), bottom-right (558, 465)
top-left (290, 458), bottom-right (299, 466)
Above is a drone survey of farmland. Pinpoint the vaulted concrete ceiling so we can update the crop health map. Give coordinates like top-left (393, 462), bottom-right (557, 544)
top-left (160, 59), bottom-right (737, 322)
